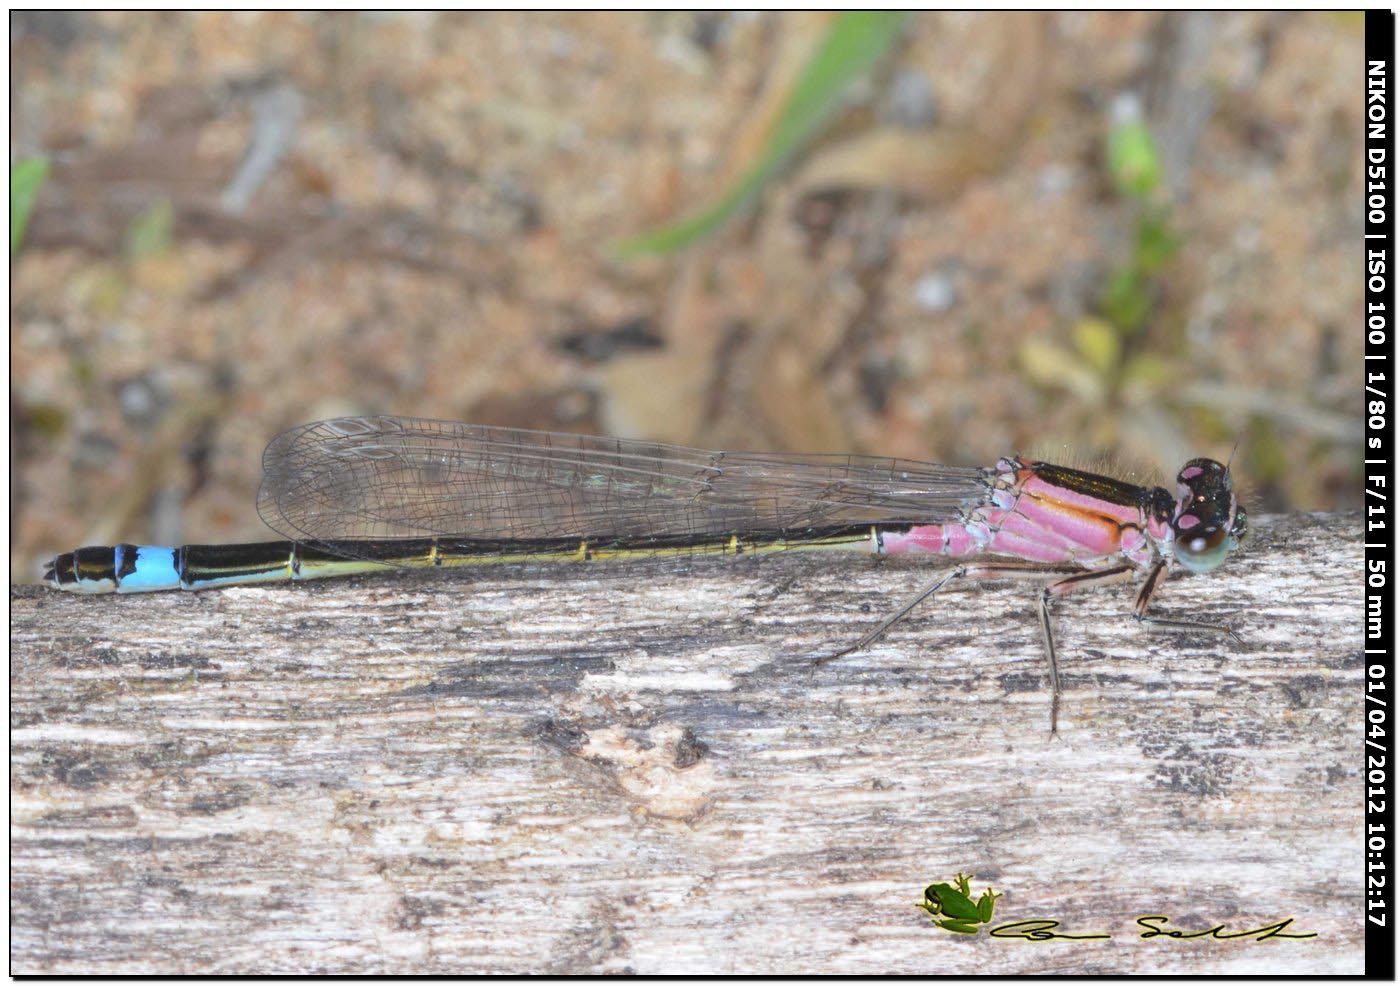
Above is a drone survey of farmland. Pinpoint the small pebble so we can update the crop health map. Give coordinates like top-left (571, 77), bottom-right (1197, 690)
top-left (885, 68), bottom-right (938, 129)
top-left (912, 273), bottom-right (957, 313)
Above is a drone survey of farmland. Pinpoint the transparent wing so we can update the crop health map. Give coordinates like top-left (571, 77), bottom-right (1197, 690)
top-left (256, 416), bottom-right (992, 547)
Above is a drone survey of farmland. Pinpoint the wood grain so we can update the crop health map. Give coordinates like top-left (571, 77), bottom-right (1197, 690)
top-left (11, 512), bottom-right (1362, 973)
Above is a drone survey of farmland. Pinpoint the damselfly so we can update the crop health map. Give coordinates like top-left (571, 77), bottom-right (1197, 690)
top-left (44, 415), bottom-right (1249, 731)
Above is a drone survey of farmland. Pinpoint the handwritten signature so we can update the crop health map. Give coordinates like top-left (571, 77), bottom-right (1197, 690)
top-left (1135, 915), bottom-right (1317, 941)
top-left (989, 920), bottom-right (1111, 941)
top-left (981, 916), bottom-right (1316, 942)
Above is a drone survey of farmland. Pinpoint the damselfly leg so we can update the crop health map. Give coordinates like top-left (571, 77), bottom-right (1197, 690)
top-left (816, 562), bottom-right (1092, 732)
top-left (1037, 563), bottom-right (1137, 732)
top-left (819, 558), bottom-right (1237, 734)
top-left (1131, 559), bottom-right (1244, 643)
top-left (816, 562), bottom-right (1079, 664)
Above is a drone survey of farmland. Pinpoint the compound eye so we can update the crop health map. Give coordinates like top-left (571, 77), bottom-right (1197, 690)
top-left (1173, 525), bottom-right (1230, 573)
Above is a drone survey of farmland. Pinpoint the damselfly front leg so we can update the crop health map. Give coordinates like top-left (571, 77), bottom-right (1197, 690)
top-left (1130, 559), bottom-right (1244, 644)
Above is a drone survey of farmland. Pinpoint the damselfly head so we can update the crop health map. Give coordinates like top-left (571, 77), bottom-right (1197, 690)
top-left (1170, 458), bottom-right (1246, 574)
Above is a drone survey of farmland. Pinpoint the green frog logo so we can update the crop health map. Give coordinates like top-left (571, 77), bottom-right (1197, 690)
top-left (918, 873), bottom-right (1002, 934)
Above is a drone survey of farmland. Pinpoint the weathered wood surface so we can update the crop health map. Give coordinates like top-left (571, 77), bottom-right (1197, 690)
top-left (11, 512), bottom-right (1362, 974)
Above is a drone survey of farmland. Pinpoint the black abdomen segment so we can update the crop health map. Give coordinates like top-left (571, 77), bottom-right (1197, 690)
top-left (43, 526), bottom-right (879, 594)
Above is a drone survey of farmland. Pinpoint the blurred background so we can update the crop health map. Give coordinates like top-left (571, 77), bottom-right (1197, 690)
top-left (11, 11), bottom-right (1363, 579)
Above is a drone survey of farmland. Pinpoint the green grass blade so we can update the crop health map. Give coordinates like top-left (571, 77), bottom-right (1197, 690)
top-left (11, 156), bottom-right (50, 255)
top-left (615, 11), bottom-right (910, 258)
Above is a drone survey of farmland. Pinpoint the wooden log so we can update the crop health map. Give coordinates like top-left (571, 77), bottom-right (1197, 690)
top-left (10, 512), bottom-right (1363, 974)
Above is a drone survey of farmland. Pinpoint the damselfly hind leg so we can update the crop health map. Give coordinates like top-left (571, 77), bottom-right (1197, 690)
top-left (816, 561), bottom-right (1097, 733)
top-left (811, 567), bottom-right (964, 668)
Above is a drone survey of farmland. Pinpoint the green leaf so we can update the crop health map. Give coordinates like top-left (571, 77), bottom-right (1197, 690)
top-left (1106, 119), bottom-right (1162, 199)
top-left (1100, 265), bottom-right (1153, 333)
top-left (1133, 210), bottom-right (1180, 273)
top-left (124, 198), bottom-right (176, 260)
top-left (615, 11), bottom-right (910, 257)
top-left (11, 156), bottom-right (50, 255)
